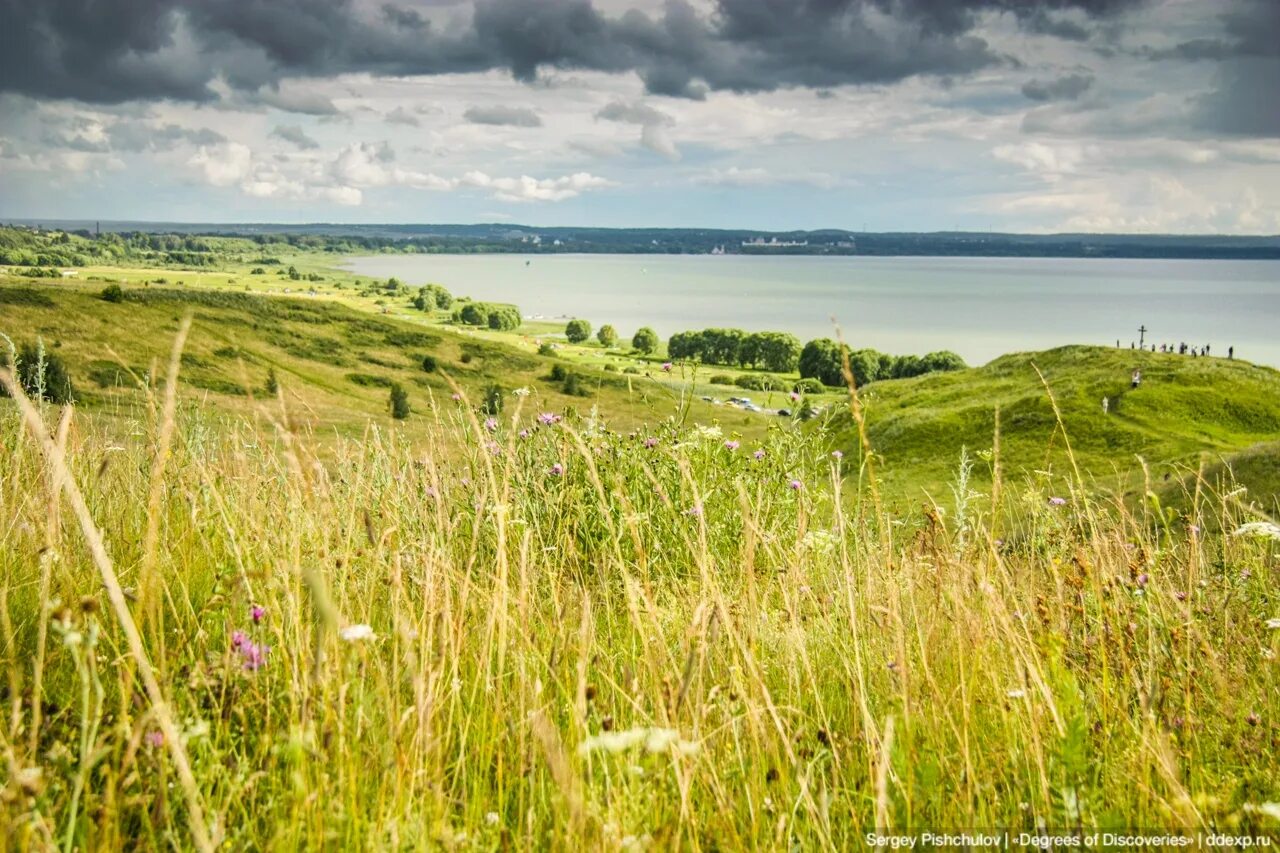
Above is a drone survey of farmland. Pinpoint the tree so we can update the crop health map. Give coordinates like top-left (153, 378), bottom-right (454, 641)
top-left (389, 383), bottom-right (410, 419)
top-left (798, 338), bottom-right (847, 387)
top-left (421, 355), bottom-right (437, 372)
top-left (847, 349), bottom-right (883, 387)
top-left (100, 283), bottom-right (124, 303)
top-left (564, 318), bottom-right (592, 343)
top-left (487, 305), bottom-right (521, 331)
top-left (632, 327), bottom-right (659, 355)
top-left (3, 342), bottom-right (75, 404)
top-left (597, 324), bottom-right (618, 347)
top-left (920, 350), bottom-right (967, 374)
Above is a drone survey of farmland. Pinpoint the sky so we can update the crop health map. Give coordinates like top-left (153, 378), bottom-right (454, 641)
top-left (0, 0), bottom-right (1277, 233)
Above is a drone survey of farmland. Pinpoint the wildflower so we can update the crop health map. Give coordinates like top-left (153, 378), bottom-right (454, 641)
top-left (831, 450), bottom-right (843, 460)
top-left (661, 362), bottom-right (672, 372)
top-left (251, 605), bottom-right (265, 624)
top-left (691, 424), bottom-right (722, 441)
top-left (1007, 689), bottom-right (1026, 699)
top-left (753, 449), bottom-right (765, 460)
top-left (485, 812), bottom-right (500, 826)
top-left (789, 479), bottom-right (803, 491)
top-left (146, 730), bottom-right (164, 748)
top-left (537, 412), bottom-right (561, 426)
top-left (789, 391), bottom-right (800, 402)
top-left (643, 437), bottom-right (659, 449)
top-left (486, 441), bottom-right (501, 456)
top-left (1233, 521), bottom-right (1280, 541)
top-left (451, 392), bottom-right (463, 402)
top-left (1048, 496), bottom-right (1067, 506)
top-left (577, 726), bottom-right (697, 756)
top-left (686, 505), bottom-right (702, 518)
top-left (724, 440), bottom-right (739, 451)
top-left (512, 387), bottom-right (531, 397)
top-left (550, 462), bottom-right (564, 477)
top-left (1266, 618), bottom-right (1280, 630)
top-left (230, 630), bottom-right (248, 649)
top-left (483, 417), bottom-right (498, 432)
top-left (240, 641), bottom-right (269, 671)
top-left (518, 428), bottom-right (530, 439)
top-left (1189, 524), bottom-right (1201, 535)
top-left (1174, 591), bottom-right (1187, 601)
top-left (340, 624), bottom-right (376, 642)
top-left (1136, 573), bottom-right (1149, 588)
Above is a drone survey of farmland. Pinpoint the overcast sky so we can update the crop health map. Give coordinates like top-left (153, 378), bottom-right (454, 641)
top-left (1, 0), bottom-right (1277, 233)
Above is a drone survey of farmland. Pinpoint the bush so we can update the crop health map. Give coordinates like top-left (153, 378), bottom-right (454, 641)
top-left (564, 318), bottom-right (592, 343)
top-left (265, 368), bottom-right (279, 395)
top-left (481, 383), bottom-right (505, 415)
top-left (632, 327), bottom-right (659, 354)
top-left (623, 366), bottom-right (641, 375)
top-left (3, 342), bottom-right (75, 404)
top-left (597, 324), bottom-right (618, 347)
top-left (100, 283), bottom-right (124, 303)
top-left (421, 355), bottom-right (438, 373)
top-left (793, 378), bottom-right (825, 394)
top-left (549, 364), bottom-right (568, 382)
top-left (389, 383), bottom-right (410, 419)
top-left (538, 342), bottom-right (557, 357)
top-left (563, 373), bottom-right (590, 397)
top-left (734, 373), bottom-right (788, 391)
top-left (460, 353), bottom-right (473, 364)
top-left (709, 374), bottom-right (734, 386)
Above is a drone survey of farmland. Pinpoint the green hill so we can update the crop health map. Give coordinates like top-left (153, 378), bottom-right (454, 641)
top-left (833, 344), bottom-right (1280, 509)
top-left (0, 280), bottom-right (738, 442)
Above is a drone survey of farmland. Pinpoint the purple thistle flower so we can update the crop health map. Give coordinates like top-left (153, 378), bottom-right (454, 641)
top-left (251, 605), bottom-right (265, 624)
top-left (487, 441), bottom-right (502, 456)
top-left (518, 429), bottom-right (530, 439)
top-left (789, 391), bottom-right (800, 402)
top-left (451, 392), bottom-right (463, 402)
top-left (1048, 496), bottom-right (1067, 506)
top-left (831, 450), bottom-right (843, 460)
top-left (753, 449), bottom-right (765, 460)
top-left (661, 362), bottom-right (672, 372)
top-left (538, 412), bottom-right (560, 426)
top-left (230, 630), bottom-right (248, 649)
top-left (643, 436), bottom-right (659, 449)
top-left (1136, 573), bottom-right (1149, 588)
top-left (724, 440), bottom-right (740, 451)
top-left (789, 479), bottom-right (803, 491)
top-left (146, 730), bottom-right (164, 748)
top-left (550, 462), bottom-right (564, 477)
top-left (240, 641), bottom-right (269, 671)
top-left (686, 505), bottom-right (702, 517)
top-left (1174, 591), bottom-right (1187, 601)
top-left (483, 417), bottom-right (498, 433)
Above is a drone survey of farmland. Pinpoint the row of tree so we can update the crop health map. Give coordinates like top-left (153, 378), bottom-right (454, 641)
top-left (667, 328), bottom-right (804, 373)
top-left (798, 339), bottom-right (966, 387)
top-left (452, 301), bottom-right (521, 330)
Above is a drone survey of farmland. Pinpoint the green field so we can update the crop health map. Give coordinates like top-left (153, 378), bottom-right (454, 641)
top-left (2, 228), bottom-right (1279, 847)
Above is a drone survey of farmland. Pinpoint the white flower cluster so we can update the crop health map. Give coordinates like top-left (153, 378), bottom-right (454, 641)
top-left (577, 726), bottom-right (699, 757)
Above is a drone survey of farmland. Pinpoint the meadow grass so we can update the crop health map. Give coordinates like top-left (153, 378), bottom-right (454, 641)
top-left (2, 337), bottom-right (1279, 850)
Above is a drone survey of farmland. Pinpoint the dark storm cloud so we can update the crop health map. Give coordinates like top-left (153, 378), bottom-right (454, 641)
top-left (463, 105), bottom-right (543, 126)
top-left (1021, 73), bottom-right (1093, 101)
top-left (0, 0), bottom-right (1152, 106)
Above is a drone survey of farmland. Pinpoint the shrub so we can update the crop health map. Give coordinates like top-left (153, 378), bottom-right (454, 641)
top-left (549, 364), bottom-right (568, 382)
top-left (564, 318), bottom-right (592, 343)
top-left (460, 353), bottom-right (473, 364)
top-left (709, 374), bottom-right (734, 386)
top-left (623, 366), bottom-right (641, 375)
top-left (421, 355), bottom-right (438, 373)
top-left (100, 283), bottom-right (124, 303)
top-left (481, 383), bottom-right (505, 415)
top-left (793, 378), bottom-right (825, 394)
top-left (734, 373), bottom-right (787, 391)
top-left (2, 342), bottom-right (75, 404)
top-left (563, 373), bottom-right (589, 397)
top-left (389, 383), bottom-right (410, 419)
top-left (265, 368), bottom-right (279, 395)
top-left (538, 342), bottom-right (557, 357)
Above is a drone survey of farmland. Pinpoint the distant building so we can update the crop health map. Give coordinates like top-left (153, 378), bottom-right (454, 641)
top-left (742, 236), bottom-right (809, 248)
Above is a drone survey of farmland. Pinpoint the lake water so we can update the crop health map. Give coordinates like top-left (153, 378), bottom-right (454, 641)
top-left (344, 254), bottom-right (1280, 367)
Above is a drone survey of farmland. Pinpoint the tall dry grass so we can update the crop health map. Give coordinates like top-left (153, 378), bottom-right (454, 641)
top-left (1, 353), bottom-right (1278, 849)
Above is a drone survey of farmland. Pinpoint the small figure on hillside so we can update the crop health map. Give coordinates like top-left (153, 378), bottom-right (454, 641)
top-left (1228, 346), bottom-right (1234, 359)
top-left (1205, 344), bottom-right (1211, 355)
top-left (1130, 341), bottom-right (1135, 349)
top-left (1102, 396), bottom-right (1110, 414)
top-left (1131, 369), bottom-right (1142, 389)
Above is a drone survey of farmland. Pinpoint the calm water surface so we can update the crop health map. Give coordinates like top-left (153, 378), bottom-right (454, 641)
top-left (344, 254), bottom-right (1280, 367)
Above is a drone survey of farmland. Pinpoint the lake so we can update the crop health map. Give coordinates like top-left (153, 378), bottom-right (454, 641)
top-left (343, 254), bottom-right (1280, 367)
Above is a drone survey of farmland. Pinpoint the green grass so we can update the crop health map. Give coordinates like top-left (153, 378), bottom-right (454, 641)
top-left (830, 345), bottom-right (1280, 511)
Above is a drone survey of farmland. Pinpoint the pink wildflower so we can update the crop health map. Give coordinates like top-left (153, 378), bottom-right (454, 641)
top-left (644, 437), bottom-right (659, 448)
top-left (831, 450), bottom-right (843, 460)
top-left (1048, 496), bottom-right (1067, 506)
top-left (550, 462), bottom-right (564, 477)
top-left (538, 412), bottom-right (560, 426)
top-left (146, 730), bottom-right (164, 748)
top-left (789, 479), bottom-right (803, 491)
top-left (251, 605), bottom-right (265, 624)
top-left (724, 440), bottom-right (740, 451)
top-left (753, 449), bottom-right (765, 460)
top-left (483, 417), bottom-right (498, 432)
top-left (661, 362), bottom-right (672, 372)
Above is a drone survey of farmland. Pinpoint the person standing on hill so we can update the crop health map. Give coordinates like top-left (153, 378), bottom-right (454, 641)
top-left (1229, 346), bottom-right (1234, 359)
top-left (1131, 369), bottom-right (1142, 389)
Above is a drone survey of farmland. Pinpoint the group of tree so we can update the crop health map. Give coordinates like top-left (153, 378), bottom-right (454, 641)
top-left (451, 301), bottom-right (521, 331)
top-left (667, 328), bottom-right (803, 373)
top-left (411, 284), bottom-right (454, 312)
top-left (798, 339), bottom-right (966, 387)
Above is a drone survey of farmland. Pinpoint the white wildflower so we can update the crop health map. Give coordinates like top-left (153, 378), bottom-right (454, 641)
top-left (1243, 803), bottom-right (1280, 822)
top-left (691, 423), bottom-right (723, 442)
top-left (339, 624), bottom-right (376, 642)
top-left (485, 812), bottom-right (500, 826)
top-left (512, 387), bottom-right (531, 397)
top-left (1266, 618), bottom-right (1280, 630)
top-left (1007, 689), bottom-right (1026, 699)
top-left (1234, 521), bottom-right (1280, 541)
top-left (577, 726), bottom-right (698, 757)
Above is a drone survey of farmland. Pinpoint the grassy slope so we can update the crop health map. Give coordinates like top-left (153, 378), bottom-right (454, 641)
top-left (1, 277), bottom-right (772, 445)
top-left (832, 345), bottom-right (1280, 511)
